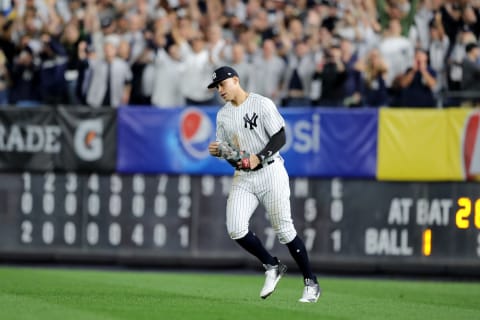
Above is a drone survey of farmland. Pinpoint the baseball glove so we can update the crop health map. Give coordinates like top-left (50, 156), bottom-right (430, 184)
top-left (217, 141), bottom-right (250, 170)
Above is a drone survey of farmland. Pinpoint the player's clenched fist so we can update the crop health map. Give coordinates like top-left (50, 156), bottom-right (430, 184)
top-left (209, 141), bottom-right (257, 171)
top-left (208, 141), bottom-right (220, 157)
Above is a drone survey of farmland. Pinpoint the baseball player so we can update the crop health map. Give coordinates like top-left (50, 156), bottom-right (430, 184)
top-left (207, 66), bottom-right (321, 303)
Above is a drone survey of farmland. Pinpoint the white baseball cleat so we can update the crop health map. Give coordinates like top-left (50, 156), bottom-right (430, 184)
top-left (299, 278), bottom-right (321, 303)
top-left (260, 262), bottom-right (287, 299)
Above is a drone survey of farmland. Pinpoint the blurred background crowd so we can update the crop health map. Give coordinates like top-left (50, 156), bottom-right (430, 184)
top-left (0, 0), bottom-right (479, 109)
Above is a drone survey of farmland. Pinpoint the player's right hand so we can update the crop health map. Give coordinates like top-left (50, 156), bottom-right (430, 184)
top-left (208, 141), bottom-right (220, 157)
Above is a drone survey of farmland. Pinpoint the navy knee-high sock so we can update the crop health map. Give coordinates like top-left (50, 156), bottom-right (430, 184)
top-left (235, 231), bottom-right (277, 266)
top-left (286, 236), bottom-right (316, 282)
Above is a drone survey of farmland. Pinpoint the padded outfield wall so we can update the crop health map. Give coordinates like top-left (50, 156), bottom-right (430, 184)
top-left (0, 106), bottom-right (479, 275)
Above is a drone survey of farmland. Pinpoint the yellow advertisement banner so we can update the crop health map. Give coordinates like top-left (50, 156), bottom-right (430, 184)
top-left (377, 108), bottom-right (473, 181)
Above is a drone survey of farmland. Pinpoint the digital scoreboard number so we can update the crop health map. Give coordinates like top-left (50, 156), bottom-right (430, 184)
top-left (16, 173), bottom-right (193, 254)
top-left (0, 172), bottom-right (479, 274)
top-left (323, 181), bottom-right (480, 267)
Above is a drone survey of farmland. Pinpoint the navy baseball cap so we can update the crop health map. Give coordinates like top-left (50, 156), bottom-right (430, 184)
top-left (207, 66), bottom-right (239, 89)
top-left (466, 42), bottom-right (479, 53)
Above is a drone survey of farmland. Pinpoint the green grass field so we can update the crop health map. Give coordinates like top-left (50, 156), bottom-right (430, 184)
top-left (0, 266), bottom-right (479, 320)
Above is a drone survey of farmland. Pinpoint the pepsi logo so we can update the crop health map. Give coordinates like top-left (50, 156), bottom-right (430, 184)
top-left (463, 111), bottom-right (480, 180)
top-left (179, 108), bottom-right (213, 159)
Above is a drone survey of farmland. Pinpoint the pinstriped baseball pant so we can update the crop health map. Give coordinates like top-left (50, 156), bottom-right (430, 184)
top-left (226, 160), bottom-right (297, 244)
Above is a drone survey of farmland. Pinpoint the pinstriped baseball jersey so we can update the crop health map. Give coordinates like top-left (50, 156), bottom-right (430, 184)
top-left (216, 93), bottom-right (284, 162)
top-left (215, 92), bottom-right (297, 244)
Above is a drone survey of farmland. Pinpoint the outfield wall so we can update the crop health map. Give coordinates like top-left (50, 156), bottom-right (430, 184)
top-left (0, 106), bottom-right (479, 275)
top-left (0, 172), bottom-right (479, 275)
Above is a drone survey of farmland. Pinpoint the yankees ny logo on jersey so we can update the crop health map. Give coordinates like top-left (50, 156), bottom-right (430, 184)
top-left (244, 112), bottom-right (258, 130)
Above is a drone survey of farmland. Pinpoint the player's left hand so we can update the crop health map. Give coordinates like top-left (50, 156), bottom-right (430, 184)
top-left (248, 154), bottom-right (261, 170)
top-left (235, 152), bottom-right (259, 170)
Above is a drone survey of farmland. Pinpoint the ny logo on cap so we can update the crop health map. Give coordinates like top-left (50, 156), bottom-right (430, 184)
top-left (212, 72), bottom-right (216, 80)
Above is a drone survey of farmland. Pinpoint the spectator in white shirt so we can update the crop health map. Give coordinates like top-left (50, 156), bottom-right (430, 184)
top-left (248, 39), bottom-right (286, 105)
top-left (181, 31), bottom-right (216, 106)
top-left (379, 18), bottom-right (415, 87)
top-left (85, 36), bottom-right (132, 108)
top-left (150, 42), bottom-right (186, 108)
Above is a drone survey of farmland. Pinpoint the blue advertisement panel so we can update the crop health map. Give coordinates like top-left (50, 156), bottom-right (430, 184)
top-left (310, 108), bottom-right (378, 178)
top-left (117, 107), bottom-right (378, 177)
top-left (117, 107), bottom-right (228, 174)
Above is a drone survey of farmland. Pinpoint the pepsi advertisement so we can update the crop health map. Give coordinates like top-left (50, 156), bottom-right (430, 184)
top-left (117, 107), bottom-right (378, 177)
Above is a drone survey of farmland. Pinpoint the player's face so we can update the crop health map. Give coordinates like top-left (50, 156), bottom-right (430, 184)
top-left (216, 77), bottom-right (237, 102)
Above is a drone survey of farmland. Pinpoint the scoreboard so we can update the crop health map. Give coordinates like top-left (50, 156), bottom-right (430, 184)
top-left (0, 172), bottom-right (479, 275)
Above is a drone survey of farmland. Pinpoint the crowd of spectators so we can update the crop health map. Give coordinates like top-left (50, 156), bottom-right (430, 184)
top-left (0, 0), bottom-right (479, 109)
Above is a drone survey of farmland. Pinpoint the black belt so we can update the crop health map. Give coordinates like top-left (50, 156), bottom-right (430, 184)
top-left (249, 159), bottom-right (275, 172)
